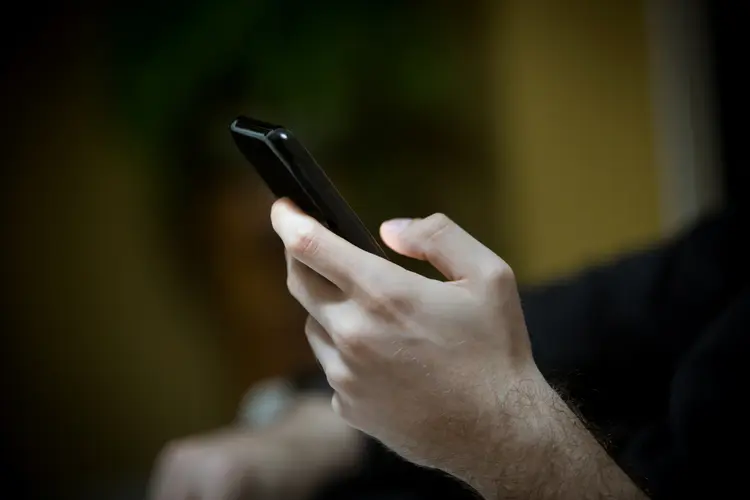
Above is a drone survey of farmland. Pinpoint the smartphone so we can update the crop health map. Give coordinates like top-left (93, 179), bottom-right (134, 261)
top-left (230, 115), bottom-right (388, 259)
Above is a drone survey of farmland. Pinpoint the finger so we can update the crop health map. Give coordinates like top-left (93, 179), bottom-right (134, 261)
top-left (305, 316), bottom-right (355, 398)
top-left (379, 213), bottom-right (506, 282)
top-left (331, 391), bottom-right (360, 430)
top-left (331, 392), bottom-right (349, 421)
top-left (304, 316), bottom-right (341, 369)
top-left (287, 253), bottom-right (344, 329)
top-left (272, 198), bottom-right (387, 292)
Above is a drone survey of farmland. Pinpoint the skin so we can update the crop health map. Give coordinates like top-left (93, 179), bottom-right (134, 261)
top-left (149, 396), bottom-right (363, 500)
top-left (149, 197), bottom-right (648, 499)
top-left (271, 198), bottom-right (648, 500)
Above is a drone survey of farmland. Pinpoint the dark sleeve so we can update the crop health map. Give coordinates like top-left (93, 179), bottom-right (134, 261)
top-left (517, 208), bottom-right (748, 496)
top-left (617, 287), bottom-right (750, 498)
top-left (524, 209), bottom-right (743, 433)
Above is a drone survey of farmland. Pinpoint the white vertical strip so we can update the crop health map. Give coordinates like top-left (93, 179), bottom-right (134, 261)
top-left (646, 0), bottom-right (723, 236)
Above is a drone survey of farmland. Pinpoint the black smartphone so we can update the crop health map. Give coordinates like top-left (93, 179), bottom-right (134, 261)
top-left (230, 115), bottom-right (388, 259)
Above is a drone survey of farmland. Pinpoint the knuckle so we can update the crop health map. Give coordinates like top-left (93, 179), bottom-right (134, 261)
top-left (331, 393), bottom-right (357, 425)
top-left (485, 261), bottom-right (516, 289)
top-left (333, 309), bottom-right (369, 339)
top-left (362, 289), bottom-right (392, 316)
top-left (408, 213), bottom-right (456, 258)
top-left (285, 272), bottom-right (301, 299)
top-left (336, 325), bottom-right (370, 355)
top-left (362, 285), bottom-right (413, 321)
top-left (326, 365), bottom-right (356, 393)
top-left (288, 227), bottom-right (319, 258)
top-left (422, 212), bottom-right (453, 238)
top-left (304, 315), bottom-right (317, 334)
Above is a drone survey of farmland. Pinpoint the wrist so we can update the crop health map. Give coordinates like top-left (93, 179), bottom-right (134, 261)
top-left (456, 367), bottom-right (624, 500)
top-left (446, 366), bottom-right (553, 495)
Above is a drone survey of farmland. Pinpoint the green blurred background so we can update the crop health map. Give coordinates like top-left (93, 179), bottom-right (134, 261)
top-left (2, 0), bottom-right (699, 498)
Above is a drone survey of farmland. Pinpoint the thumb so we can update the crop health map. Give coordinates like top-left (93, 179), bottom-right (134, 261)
top-left (379, 218), bottom-right (422, 258)
top-left (379, 213), bottom-right (505, 282)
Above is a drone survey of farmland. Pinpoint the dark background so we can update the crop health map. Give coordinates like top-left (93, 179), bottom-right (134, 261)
top-left (2, 1), bottom-right (743, 498)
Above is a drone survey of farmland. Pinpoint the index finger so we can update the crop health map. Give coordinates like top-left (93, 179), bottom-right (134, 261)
top-left (271, 198), bottom-right (385, 291)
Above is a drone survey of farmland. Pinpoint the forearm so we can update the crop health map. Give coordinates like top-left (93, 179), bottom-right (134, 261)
top-left (451, 372), bottom-right (648, 500)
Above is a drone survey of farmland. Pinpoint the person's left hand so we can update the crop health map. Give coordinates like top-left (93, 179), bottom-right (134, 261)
top-left (270, 198), bottom-right (542, 471)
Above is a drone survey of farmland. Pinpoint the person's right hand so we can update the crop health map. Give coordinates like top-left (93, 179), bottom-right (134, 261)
top-left (148, 396), bottom-right (364, 500)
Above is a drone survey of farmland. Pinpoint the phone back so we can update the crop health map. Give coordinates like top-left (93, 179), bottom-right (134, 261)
top-left (230, 116), bottom-right (388, 259)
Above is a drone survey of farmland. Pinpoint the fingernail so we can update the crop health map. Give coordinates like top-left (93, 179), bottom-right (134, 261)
top-left (382, 218), bottom-right (412, 234)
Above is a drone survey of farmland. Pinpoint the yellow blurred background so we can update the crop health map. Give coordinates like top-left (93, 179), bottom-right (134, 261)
top-left (1, 0), bottom-right (721, 498)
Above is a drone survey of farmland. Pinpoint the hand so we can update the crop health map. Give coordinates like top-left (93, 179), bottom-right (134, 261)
top-left (271, 199), bottom-right (540, 471)
top-left (148, 396), bottom-right (363, 500)
top-left (148, 429), bottom-right (313, 500)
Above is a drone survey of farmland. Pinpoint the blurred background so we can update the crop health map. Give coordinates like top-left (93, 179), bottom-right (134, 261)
top-left (0, 0), bottom-right (743, 498)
